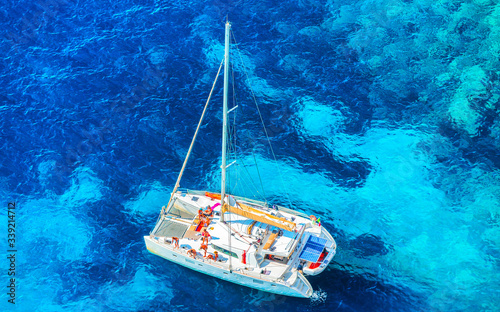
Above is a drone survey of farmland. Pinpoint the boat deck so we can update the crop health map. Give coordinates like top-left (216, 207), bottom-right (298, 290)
top-left (151, 191), bottom-right (333, 285)
top-left (157, 193), bottom-right (310, 276)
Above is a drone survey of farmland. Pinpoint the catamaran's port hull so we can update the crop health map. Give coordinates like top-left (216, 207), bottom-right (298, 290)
top-left (144, 236), bottom-right (313, 298)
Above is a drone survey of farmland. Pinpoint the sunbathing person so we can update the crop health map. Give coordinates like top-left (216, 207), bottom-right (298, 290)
top-left (203, 205), bottom-right (213, 217)
top-left (200, 215), bottom-right (210, 228)
top-left (207, 251), bottom-right (218, 262)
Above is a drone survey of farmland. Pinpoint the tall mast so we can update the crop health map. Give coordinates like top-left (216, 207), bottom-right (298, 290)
top-left (221, 21), bottom-right (230, 221)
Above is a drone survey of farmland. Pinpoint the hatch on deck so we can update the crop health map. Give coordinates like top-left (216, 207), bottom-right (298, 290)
top-left (299, 236), bottom-right (327, 263)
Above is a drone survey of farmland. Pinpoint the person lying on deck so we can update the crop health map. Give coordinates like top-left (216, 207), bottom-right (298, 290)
top-left (187, 248), bottom-right (197, 258)
top-left (200, 215), bottom-right (210, 228)
top-left (207, 250), bottom-right (218, 262)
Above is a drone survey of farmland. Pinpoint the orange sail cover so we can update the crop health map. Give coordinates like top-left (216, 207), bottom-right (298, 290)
top-left (221, 202), bottom-right (296, 232)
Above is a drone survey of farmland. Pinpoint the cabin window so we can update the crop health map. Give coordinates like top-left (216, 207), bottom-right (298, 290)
top-left (213, 245), bottom-right (238, 258)
top-left (265, 254), bottom-right (284, 261)
top-left (264, 254), bottom-right (289, 264)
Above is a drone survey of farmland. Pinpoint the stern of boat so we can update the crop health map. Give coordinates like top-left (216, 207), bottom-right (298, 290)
top-left (301, 225), bottom-right (337, 276)
top-left (283, 269), bottom-right (314, 298)
top-left (294, 271), bottom-right (314, 298)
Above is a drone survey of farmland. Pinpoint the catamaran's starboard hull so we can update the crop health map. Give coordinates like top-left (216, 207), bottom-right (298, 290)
top-left (144, 236), bottom-right (313, 298)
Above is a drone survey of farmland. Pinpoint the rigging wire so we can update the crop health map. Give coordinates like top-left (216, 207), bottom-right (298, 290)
top-left (227, 39), bottom-right (267, 202)
top-left (235, 153), bottom-right (266, 201)
top-left (252, 147), bottom-right (267, 200)
top-left (230, 30), bottom-right (293, 209)
top-left (153, 57), bottom-right (225, 228)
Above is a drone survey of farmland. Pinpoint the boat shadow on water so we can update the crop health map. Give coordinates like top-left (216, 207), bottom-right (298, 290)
top-left (151, 239), bottom-right (423, 312)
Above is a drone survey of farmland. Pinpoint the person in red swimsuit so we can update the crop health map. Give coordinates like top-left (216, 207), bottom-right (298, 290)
top-left (202, 229), bottom-right (211, 244)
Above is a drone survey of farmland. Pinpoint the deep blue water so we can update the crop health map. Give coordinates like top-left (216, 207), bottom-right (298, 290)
top-left (1, 0), bottom-right (500, 311)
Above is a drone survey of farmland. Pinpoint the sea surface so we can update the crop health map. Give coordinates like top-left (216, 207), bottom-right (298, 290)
top-left (1, 0), bottom-right (500, 311)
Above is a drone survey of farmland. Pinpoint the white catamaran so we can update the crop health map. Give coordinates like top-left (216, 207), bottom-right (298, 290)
top-left (144, 21), bottom-right (336, 298)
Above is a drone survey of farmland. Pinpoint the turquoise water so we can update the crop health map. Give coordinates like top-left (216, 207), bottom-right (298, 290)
top-left (1, 0), bottom-right (500, 311)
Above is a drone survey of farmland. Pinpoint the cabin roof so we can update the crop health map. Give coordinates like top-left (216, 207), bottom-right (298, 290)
top-left (209, 212), bottom-right (305, 258)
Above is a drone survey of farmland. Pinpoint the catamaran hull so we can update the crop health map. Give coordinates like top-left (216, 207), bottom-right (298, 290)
top-left (144, 236), bottom-right (313, 298)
